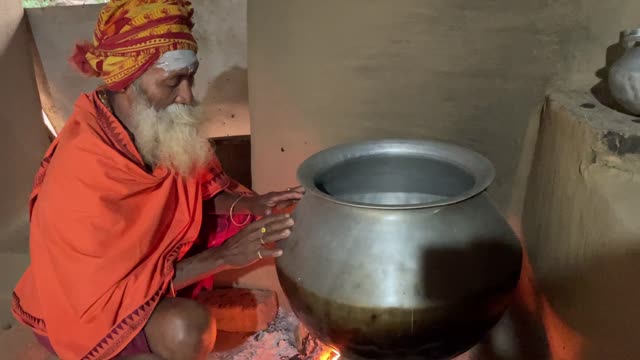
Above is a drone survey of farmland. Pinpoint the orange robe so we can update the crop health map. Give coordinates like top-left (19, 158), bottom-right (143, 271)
top-left (11, 90), bottom-right (252, 359)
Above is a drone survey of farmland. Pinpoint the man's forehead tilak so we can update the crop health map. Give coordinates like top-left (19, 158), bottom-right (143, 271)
top-left (154, 50), bottom-right (199, 73)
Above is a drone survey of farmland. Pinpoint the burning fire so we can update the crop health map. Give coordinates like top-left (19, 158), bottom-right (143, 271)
top-left (508, 216), bottom-right (584, 360)
top-left (296, 322), bottom-right (340, 360)
top-left (318, 348), bottom-right (340, 360)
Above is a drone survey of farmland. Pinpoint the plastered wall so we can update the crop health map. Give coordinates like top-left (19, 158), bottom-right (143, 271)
top-left (0, 0), bottom-right (51, 338)
top-left (247, 0), bottom-right (640, 217)
top-left (0, 0), bottom-right (50, 253)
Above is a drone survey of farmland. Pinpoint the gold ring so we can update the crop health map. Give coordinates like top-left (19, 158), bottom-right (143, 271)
top-left (257, 250), bottom-right (263, 259)
top-left (260, 226), bottom-right (267, 233)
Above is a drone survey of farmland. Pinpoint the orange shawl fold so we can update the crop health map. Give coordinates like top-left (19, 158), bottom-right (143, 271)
top-left (12, 91), bottom-right (248, 359)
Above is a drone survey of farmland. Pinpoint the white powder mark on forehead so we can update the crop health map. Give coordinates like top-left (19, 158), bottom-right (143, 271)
top-left (155, 50), bottom-right (198, 72)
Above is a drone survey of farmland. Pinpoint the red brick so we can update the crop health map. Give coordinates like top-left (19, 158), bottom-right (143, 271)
top-left (196, 288), bottom-right (278, 333)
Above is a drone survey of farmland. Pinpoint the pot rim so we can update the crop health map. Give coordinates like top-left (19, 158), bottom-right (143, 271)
top-left (296, 138), bottom-right (495, 209)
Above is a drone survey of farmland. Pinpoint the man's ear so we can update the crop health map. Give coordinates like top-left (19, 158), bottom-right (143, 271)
top-left (121, 83), bottom-right (141, 107)
top-left (109, 83), bottom-right (137, 118)
top-left (123, 84), bottom-right (136, 96)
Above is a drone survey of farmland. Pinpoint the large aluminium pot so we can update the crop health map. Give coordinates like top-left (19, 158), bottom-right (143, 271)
top-left (276, 139), bottom-right (522, 360)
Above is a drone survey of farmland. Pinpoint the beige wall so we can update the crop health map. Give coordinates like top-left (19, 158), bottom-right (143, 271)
top-left (0, 0), bottom-right (51, 339)
top-left (0, 0), bottom-right (50, 253)
top-left (247, 0), bottom-right (640, 217)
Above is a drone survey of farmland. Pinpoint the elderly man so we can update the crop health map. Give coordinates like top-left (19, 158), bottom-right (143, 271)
top-left (11, 1), bottom-right (302, 359)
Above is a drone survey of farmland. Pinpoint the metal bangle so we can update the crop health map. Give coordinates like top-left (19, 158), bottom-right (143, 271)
top-left (229, 195), bottom-right (251, 226)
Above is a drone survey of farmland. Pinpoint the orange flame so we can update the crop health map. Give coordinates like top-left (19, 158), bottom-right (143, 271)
top-left (507, 216), bottom-right (584, 360)
top-left (318, 348), bottom-right (340, 360)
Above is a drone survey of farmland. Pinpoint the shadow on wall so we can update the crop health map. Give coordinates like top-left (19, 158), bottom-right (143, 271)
top-left (199, 66), bottom-right (250, 138)
top-left (0, 15), bottom-right (50, 252)
top-left (203, 65), bottom-right (248, 105)
top-left (540, 249), bottom-right (640, 360)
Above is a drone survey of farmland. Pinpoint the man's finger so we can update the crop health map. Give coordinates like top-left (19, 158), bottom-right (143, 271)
top-left (259, 248), bottom-right (284, 258)
top-left (245, 217), bottom-right (293, 240)
top-left (274, 200), bottom-right (298, 209)
top-left (247, 227), bottom-right (291, 244)
top-left (267, 191), bottom-right (304, 203)
top-left (262, 228), bottom-right (292, 243)
top-left (258, 218), bottom-right (294, 234)
top-left (249, 213), bottom-right (290, 229)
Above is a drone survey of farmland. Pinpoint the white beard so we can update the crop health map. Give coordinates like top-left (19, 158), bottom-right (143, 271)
top-left (129, 88), bottom-right (213, 177)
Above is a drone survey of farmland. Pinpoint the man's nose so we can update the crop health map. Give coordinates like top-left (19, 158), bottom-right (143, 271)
top-left (174, 81), bottom-right (194, 105)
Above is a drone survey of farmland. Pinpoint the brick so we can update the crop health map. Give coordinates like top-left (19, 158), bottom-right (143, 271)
top-left (196, 288), bottom-right (278, 333)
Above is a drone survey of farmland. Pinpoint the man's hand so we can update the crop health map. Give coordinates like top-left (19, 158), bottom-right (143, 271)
top-left (173, 213), bottom-right (295, 290)
top-left (217, 213), bottom-right (294, 268)
top-left (243, 186), bottom-right (305, 216)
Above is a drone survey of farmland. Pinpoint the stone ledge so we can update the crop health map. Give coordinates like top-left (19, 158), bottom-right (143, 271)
top-left (523, 88), bottom-right (640, 359)
top-left (546, 90), bottom-right (640, 172)
top-left (549, 90), bottom-right (640, 137)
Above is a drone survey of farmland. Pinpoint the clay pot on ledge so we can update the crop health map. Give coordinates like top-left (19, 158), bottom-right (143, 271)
top-left (609, 28), bottom-right (640, 115)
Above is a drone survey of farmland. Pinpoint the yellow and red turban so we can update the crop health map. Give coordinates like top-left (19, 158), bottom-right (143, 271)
top-left (71, 0), bottom-right (198, 91)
